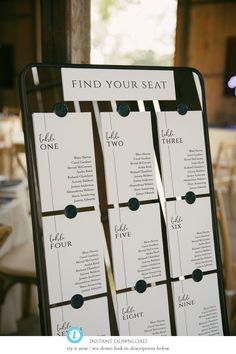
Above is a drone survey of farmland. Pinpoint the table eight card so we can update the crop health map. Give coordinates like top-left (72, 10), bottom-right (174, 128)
top-left (172, 273), bottom-right (223, 336)
top-left (117, 285), bottom-right (171, 335)
top-left (42, 211), bottom-right (107, 304)
top-left (101, 111), bottom-right (158, 204)
top-left (166, 197), bottom-right (216, 277)
top-left (33, 113), bottom-right (99, 212)
top-left (157, 111), bottom-right (209, 198)
top-left (109, 204), bottom-right (166, 290)
top-left (50, 296), bottom-right (110, 336)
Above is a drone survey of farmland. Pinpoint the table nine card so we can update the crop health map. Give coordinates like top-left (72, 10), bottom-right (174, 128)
top-left (157, 111), bottom-right (209, 198)
top-left (166, 197), bottom-right (216, 277)
top-left (109, 203), bottom-right (166, 290)
top-left (42, 211), bottom-right (107, 304)
top-left (172, 273), bottom-right (223, 335)
top-left (117, 285), bottom-right (171, 335)
top-left (33, 113), bottom-right (98, 212)
top-left (50, 296), bottom-right (110, 336)
top-left (101, 112), bottom-right (157, 204)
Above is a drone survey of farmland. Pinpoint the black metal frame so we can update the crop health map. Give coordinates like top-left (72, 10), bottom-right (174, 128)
top-left (19, 63), bottom-right (229, 336)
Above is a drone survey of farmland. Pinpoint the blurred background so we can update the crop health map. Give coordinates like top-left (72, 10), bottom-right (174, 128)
top-left (0, 0), bottom-right (236, 335)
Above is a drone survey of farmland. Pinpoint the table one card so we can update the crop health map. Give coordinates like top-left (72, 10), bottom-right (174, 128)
top-left (101, 112), bottom-right (158, 204)
top-left (172, 273), bottom-right (223, 335)
top-left (117, 285), bottom-right (171, 335)
top-left (109, 204), bottom-right (166, 290)
top-left (50, 296), bottom-right (110, 336)
top-left (166, 197), bottom-right (216, 277)
top-left (157, 111), bottom-right (209, 198)
top-left (42, 211), bottom-right (107, 304)
top-left (33, 113), bottom-right (99, 212)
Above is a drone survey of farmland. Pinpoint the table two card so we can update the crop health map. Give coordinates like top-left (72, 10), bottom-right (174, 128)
top-left (101, 111), bottom-right (158, 205)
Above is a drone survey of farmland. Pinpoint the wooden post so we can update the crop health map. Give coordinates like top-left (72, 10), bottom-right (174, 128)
top-left (40, 0), bottom-right (68, 63)
top-left (67, 0), bottom-right (91, 64)
top-left (40, 0), bottom-right (91, 64)
top-left (174, 0), bottom-right (190, 66)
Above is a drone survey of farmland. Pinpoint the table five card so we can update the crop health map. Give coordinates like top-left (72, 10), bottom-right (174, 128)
top-left (50, 297), bottom-right (110, 336)
top-left (101, 112), bottom-right (158, 204)
top-left (117, 285), bottom-right (171, 335)
top-left (166, 197), bottom-right (216, 277)
top-left (172, 273), bottom-right (223, 335)
top-left (33, 113), bottom-right (99, 212)
top-left (42, 211), bottom-right (107, 304)
top-left (157, 111), bottom-right (209, 198)
top-left (109, 204), bottom-right (166, 290)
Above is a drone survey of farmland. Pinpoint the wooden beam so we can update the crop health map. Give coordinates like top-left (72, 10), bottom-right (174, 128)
top-left (40, 0), bottom-right (68, 63)
top-left (174, 0), bottom-right (190, 66)
top-left (190, 0), bottom-right (236, 4)
top-left (40, 0), bottom-right (90, 64)
top-left (67, 0), bottom-right (91, 64)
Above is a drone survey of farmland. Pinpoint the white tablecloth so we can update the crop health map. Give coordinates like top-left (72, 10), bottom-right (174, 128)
top-left (0, 192), bottom-right (38, 334)
top-left (209, 127), bottom-right (236, 162)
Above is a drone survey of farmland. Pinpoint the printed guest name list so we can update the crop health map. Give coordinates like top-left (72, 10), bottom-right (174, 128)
top-left (33, 113), bottom-right (99, 212)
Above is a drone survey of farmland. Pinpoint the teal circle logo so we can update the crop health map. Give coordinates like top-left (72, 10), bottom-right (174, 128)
top-left (66, 327), bottom-right (83, 343)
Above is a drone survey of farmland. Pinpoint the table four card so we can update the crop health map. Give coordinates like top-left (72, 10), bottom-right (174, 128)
top-left (42, 211), bottom-right (107, 304)
top-left (33, 113), bottom-right (99, 212)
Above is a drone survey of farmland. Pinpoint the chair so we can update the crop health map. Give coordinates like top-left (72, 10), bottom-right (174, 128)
top-left (215, 180), bottom-right (236, 334)
top-left (11, 143), bottom-right (27, 179)
top-left (0, 225), bottom-right (37, 332)
top-left (2, 106), bottom-right (21, 119)
top-left (214, 141), bottom-right (236, 219)
top-left (0, 224), bottom-right (12, 249)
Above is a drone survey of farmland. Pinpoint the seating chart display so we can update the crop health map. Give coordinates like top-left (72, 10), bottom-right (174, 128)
top-left (19, 64), bottom-right (228, 336)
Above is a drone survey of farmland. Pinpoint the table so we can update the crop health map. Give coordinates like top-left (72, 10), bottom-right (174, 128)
top-left (209, 126), bottom-right (236, 162)
top-left (0, 115), bottom-right (23, 177)
top-left (0, 183), bottom-right (38, 334)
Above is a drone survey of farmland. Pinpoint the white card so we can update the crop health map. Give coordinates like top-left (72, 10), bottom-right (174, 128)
top-left (42, 211), bottom-right (107, 304)
top-left (166, 197), bottom-right (216, 277)
top-left (62, 68), bottom-right (176, 101)
top-left (172, 273), bottom-right (223, 335)
top-left (50, 296), bottom-right (110, 336)
top-left (33, 113), bottom-right (99, 212)
top-left (157, 111), bottom-right (209, 198)
top-left (109, 204), bottom-right (166, 290)
top-left (101, 112), bottom-right (158, 204)
top-left (117, 285), bottom-right (171, 335)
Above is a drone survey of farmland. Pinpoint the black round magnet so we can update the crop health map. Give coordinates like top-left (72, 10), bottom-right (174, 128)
top-left (64, 205), bottom-right (77, 219)
top-left (176, 103), bottom-right (188, 115)
top-left (135, 280), bottom-right (147, 293)
top-left (192, 268), bottom-right (203, 282)
top-left (71, 294), bottom-right (84, 309)
top-left (117, 104), bottom-right (130, 117)
top-left (185, 191), bottom-right (196, 204)
top-left (53, 102), bottom-right (68, 117)
top-left (128, 197), bottom-right (140, 211)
